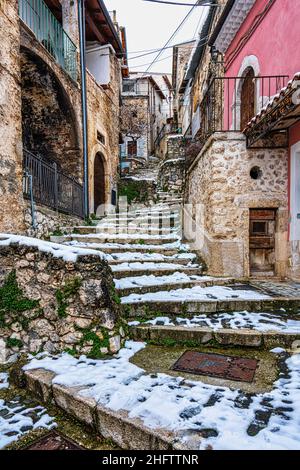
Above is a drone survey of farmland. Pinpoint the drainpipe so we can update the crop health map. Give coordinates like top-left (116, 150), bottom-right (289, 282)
top-left (78, 0), bottom-right (89, 218)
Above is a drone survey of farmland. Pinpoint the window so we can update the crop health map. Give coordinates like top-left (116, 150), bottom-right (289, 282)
top-left (127, 141), bottom-right (137, 156)
top-left (123, 80), bottom-right (136, 93)
top-left (97, 131), bottom-right (105, 145)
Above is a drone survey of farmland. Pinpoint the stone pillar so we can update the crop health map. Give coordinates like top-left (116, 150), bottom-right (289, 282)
top-left (0, 0), bottom-right (25, 233)
top-left (61, 0), bottom-right (80, 48)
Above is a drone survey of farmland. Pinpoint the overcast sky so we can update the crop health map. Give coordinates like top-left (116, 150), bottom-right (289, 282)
top-left (105, 0), bottom-right (210, 75)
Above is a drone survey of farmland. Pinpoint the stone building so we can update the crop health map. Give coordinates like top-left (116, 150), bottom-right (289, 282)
top-left (0, 0), bottom-right (127, 234)
top-left (180, 0), bottom-right (300, 280)
top-left (120, 72), bottom-right (172, 173)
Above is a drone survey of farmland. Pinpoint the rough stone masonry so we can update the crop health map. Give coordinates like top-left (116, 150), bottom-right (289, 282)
top-left (0, 241), bottom-right (125, 364)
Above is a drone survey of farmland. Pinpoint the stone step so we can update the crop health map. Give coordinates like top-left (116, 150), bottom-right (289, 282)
top-left (108, 255), bottom-right (196, 266)
top-left (93, 227), bottom-right (179, 236)
top-left (130, 324), bottom-right (300, 349)
top-left (115, 277), bottom-right (233, 296)
top-left (23, 368), bottom-right (185, 450)
top-left (63, 244), bottom-right (182, 256)
top-left (52, 235), bottom-right (180, 245)
top-left (112, 266), bottom-right (202, 279)
top-left (122, 297), bottom-right (300, 317)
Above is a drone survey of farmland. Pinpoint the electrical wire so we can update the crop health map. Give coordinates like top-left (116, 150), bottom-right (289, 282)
top-left (140, 1), bottom-right (203, 77)
top-left (143, 0), bottom-right (215, 6)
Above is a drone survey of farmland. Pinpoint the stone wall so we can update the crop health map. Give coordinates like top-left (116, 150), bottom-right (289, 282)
top-left (0, 239), bottom-right (125, 364)
top-left (24, 202), bottom-right (82, 239)
top-left (0, 1), bottom-right (25, 234)
top-left (185, 132), bottom-right (288, 278)
top-left (158, 136), bottom-right (185, 193)
top-left (87, 56), bottom-right (121, 212)
top-left (121, 95), bottom-right (149, 159)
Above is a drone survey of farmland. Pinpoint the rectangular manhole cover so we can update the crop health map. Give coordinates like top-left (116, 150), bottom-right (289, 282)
top-left (172, 351), bottom-right (258, 383)
top-left (22, 431), bottom-right (85, 450)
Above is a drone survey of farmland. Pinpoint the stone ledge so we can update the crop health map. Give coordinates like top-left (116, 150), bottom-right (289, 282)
top-left (131, 325), bottom-right (300, 349)
top-left (22, 368), bottom-right (190, 450)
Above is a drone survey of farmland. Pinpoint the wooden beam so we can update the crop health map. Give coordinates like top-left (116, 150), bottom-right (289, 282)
top-left (85, 6), bottom-right (106, 43)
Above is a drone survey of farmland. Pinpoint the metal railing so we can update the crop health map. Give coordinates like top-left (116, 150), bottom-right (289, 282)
top-left (200, 75), bottom-right (289, 141)
top-left (19, 0), bottom-right (77, 81)
top-left (23, 150), bottom-right (84, 218)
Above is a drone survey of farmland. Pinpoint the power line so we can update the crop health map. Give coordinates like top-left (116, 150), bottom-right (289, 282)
top-left (129, 34), bottom-right (208, 61)
top-left (140, 0), bottom-right (202, 77)
top-left (143, 0), bottom-right (215, 6)
top-left (130, 54), bottom-right (173, 68)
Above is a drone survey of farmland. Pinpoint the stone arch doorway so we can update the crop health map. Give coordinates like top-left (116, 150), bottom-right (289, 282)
top-left (240, 67), bottom-right (255, 131)
top-left (20, 47), bottom-right (81, 178)
top-left (94, 152), bottom-right (106, 214)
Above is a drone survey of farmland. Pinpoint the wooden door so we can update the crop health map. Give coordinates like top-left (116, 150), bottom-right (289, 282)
top-left (240, 68), bottom-right (255, 130)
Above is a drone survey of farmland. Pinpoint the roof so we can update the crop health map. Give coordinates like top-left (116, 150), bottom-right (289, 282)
top-left (185, 1), bottom-right (218, 82)
top-left (209, 0), bottom-right (255, 53)
top-left (85, 0), bottom-right (123, 56)
top-left (243, 72), bottom-right (300, 133)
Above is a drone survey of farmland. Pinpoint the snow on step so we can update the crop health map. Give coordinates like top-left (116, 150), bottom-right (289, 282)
top-left (114, 272), bottom-right (206, 289)
top-left (109, 252), bottom-right (196, 264)
top-left (111, 261), bottom-right (199, 272)
top-left (129, 311), bottom-right (300, 333)
top-left (66, 240), bottom-right (189, 252)
top-left (23, 341), bottom-right (300, 450)
top-left (0, 234), bottom-right (111, 263)
top-left (121, 285), bottom-right (271, 304)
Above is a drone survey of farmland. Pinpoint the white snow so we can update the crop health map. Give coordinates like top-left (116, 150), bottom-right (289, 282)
top-left (121, 285), bottom-right (271, 304)
top-left (23, 341), bottom-right (300, 450)
top-left (0, 399), bottom-right (56, 449)
top-left (72, 232), bottom-right (179, 240)
top-left (130, 311), bottom-right (300, 333)
top-left (270, 348), bottom-right (286, 354)
top-left (0, 234), bottom-right (111, 263)
top-left (67, 239), bottom-right (190, 251)
top-left (114, 272), bottom-right (205, 290)
top-left (0, 373), bottom-right (9, 390)
top-left (112, 262), bottom-right (198, 272)
top-left (109, 252), bottom-right (195, 263)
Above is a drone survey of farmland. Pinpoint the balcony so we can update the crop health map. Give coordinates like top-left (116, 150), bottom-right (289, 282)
top-left (199, 75), bottom-right (289, 143)
top-left (19, 0), bottom-right (77, 81)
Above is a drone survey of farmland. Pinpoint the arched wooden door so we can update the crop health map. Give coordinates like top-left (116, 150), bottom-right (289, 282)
top-left (240, 68), bottom-right (255, 130)
top-left (94, 153), bottom-right (105, 212)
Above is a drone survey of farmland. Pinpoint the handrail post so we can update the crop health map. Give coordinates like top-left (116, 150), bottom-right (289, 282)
top-left (53, 162), bottom-right (58, 211)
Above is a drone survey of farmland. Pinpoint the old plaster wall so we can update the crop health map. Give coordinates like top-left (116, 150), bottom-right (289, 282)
top-left (0, 1), bottom-right (25, 234)
top-left (87, 52), bottom-right (121, 213)
top-left (185, 132), bottom-right (288, 278)
top-left (0, 242), bottom-right (124, 363)
top-left (121, 95), bottom-right (149, 160)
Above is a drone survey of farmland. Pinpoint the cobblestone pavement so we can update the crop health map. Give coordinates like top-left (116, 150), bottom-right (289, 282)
top-left (250, 280), bottom-right (300, 298)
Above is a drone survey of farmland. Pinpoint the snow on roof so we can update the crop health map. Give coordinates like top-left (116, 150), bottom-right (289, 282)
top-left (0, 233), bottom-right (112, 263)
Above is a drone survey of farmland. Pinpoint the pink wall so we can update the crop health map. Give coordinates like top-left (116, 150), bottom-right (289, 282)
top-left (222, 0), bottom-right (300, 129)
top-left (225, 0), bottom-right (300, 78)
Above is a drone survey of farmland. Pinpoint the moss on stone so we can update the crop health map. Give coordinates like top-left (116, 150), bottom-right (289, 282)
top-left (55, 277), bottom-right (82, 318)
top-left (0, 270), bottom-right (39, 327)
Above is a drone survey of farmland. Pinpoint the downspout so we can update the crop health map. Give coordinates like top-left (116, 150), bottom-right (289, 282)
top-left (78, 0), bottom-right (89, 217)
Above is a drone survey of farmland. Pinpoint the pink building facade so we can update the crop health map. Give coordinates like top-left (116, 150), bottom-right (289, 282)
top-left (207, 0), bottom-right (300, 278)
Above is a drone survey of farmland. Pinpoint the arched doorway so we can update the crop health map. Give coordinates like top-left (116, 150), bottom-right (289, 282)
top-left (20, 47), bottom-right (80, 178)
top-left (240, 67), bottom-right (255, 130)
top-left (94, 153), bottom-right (106, 213)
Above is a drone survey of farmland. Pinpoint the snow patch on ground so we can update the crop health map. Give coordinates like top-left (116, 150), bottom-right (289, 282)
top-left (0, 397), bottom-right (56, 449)
top-left (23, 341), bottom-right (300, 450)
top-left (0, 373), bottom-right (9, 390)
top-left (0, 234), bottom-right (110, 263)
top-left (121, 285), bottom-right (271, 304)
